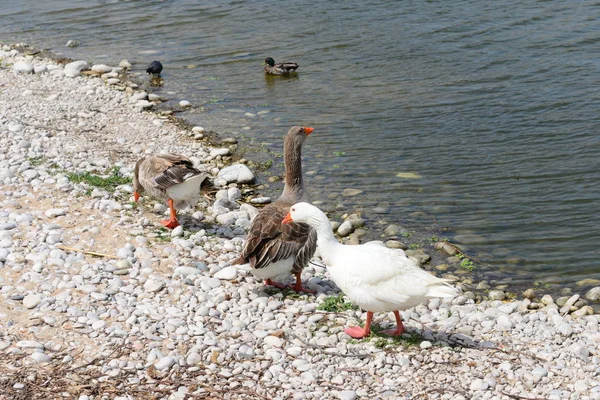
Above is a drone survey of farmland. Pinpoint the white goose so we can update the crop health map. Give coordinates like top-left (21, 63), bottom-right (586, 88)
top-left (283, 202), bottom-right (458, 339)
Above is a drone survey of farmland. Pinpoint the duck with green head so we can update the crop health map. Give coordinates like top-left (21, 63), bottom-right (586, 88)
top-left (264, 57), bottom-right (299, 75)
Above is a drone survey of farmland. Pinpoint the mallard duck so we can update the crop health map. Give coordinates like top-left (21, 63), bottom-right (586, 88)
top-left (264, 57), bottom-right (299, 75)
top-left (231, 126), bottom-right (316, 293)
top-left (146, 60), bottom-right (163, 77)
top-left (133, 154), bottom-right (208, 229)
top-left (283, 202), bottom-right (458, 338)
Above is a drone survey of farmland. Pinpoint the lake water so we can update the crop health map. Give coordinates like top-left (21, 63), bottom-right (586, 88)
top-left (3, 0), bottom-right (600, 288)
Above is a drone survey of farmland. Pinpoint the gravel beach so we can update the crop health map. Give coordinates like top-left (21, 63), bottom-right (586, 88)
top-left (1, 44), bottom-right (600, 400)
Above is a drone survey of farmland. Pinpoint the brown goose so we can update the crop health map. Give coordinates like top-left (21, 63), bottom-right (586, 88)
top-left (232, 126), bottom-right (316, 293)
top-left (133, 154), bottom-right (208, 229)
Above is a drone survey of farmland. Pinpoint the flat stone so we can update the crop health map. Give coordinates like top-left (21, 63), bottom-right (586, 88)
top-left (30, 352), bottom-right (52, 363)
top-left (338, 391), bottom-right (357, 400)
top-left (214, 266), bottom-right (237, 280)
top-left (45, 208), bottom-right (66, 218)
top-left (144, 279), bottom-right (165, 293)
top-left (23, 294), bottom-right (42, 309)
top-left (16, 340), bottom-right (44, 349)
top-left (341, 188), bottom-right (362, 197)
top-left (91, 64), bottom-right (112, 73)
top-left (585, 287), bottom-right (600, 301)
top-left (217, 164), bottom-right (255, 184)
top-left (155, 356), bottom-right (176, 371)
top-left (13, 62), bottom-right (34, 74)
top-left (337, 221), bottom-right (354, 237)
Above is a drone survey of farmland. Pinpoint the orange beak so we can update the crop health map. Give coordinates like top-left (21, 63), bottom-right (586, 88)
top-left (134, 191), bottom-right (140, 202)
top-left (302, 127), bottom-right (314, 136)
top-left (282, 212), bottom-right (293, 224)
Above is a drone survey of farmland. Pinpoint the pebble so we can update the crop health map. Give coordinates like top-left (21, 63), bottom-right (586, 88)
top-left (217, 164), bottom-right (255, 183)
top-left (155, 356), bottom-right (176, 370)
top-left (144, 279), bottom-right (165, 293)
top-left (13, 62), bottom-right (34, 74)
top-left (337, 391), bottom-right (357, 400)
top-left (22, 294), bottom-right (42, 309)
top-left (214, 266), bottom-right (237, 280)
top-left (44, 208), bottom-right (66, 218)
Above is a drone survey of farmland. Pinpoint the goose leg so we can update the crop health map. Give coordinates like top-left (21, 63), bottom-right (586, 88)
top-left (264, 279), bottom-right (286, 289)
top-left (289, 272), bottom-right (316, 294)
top-left (344, 311), bottom-right (373, 339)
top-left (382, 310), bottom-right (405, 336)
top-left (161, 198), bottom-right (180, 229)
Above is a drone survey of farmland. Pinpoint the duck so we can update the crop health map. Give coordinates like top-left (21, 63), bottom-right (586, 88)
top-left (133, 154), bottom-right (208, 229)
top-left (146, 60), bottom-right (163, 77)
top-left (264, 57), bottom-right (299, 75)
top-left (231, 126), bottom-right (316, 293)
top-left (282, 202), bottom-right (458, 338)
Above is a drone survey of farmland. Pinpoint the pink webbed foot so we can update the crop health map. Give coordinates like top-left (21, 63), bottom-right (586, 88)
top-left (382, 310), bottom-right (405, 336)
top-left (160, 219), bottom-right (180, 229)
top-left (344, 326), bottom-right (370, 339)
top-left (288, 272), bottom-right (316, 294)
top-left (381, 326), bottom-right (405, 336)
top-left (264, 279), bottom-right (286, 290)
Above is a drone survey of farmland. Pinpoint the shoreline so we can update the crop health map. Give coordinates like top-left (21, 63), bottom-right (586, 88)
top-left (1, 43), bottom-right (600, 399)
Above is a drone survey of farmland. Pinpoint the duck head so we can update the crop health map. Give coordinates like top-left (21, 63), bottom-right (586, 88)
top-left (265, 57), bottom-right (275, 67)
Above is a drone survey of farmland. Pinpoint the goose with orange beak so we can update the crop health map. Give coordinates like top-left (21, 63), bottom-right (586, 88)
top-left (231, 126), bottom-right (316, 293)
top-left (283, 202), bottom-right (458, 339)
top-left (133, 154), bottom-right (209, 229)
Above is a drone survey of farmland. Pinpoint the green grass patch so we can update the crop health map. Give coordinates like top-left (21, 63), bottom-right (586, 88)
top-left (409, 243), bottom-right (421, 249)
top-left (318, 294), bottom-right (358, 313)
top-left (28, 156), bottom-right (46, 166)
top-left (66, 167), bottom-right (130, 191)
top-left (368, 323), bottom-right (424, 348)
top-left (459, 258), bottom-right (476, 272)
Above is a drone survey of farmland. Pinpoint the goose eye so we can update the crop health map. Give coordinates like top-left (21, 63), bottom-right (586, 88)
top-left (291, 208), bottom-right (295, 212)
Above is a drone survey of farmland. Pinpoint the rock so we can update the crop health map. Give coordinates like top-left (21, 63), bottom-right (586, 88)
top-left (144, 279), bottom-right (165, 293)
top-left (16, 340), bottom-right (44, 349)
top-left (585, 287), bottom-right (600, 301)
top-left (341, 188), bottom-right (362, 197)
top-left (214, 267), bottom-right (237, 280)
top-left (91, 64), bottom-right (113, 73)
top-left (155, 356), bottom-right (176, 370)
top-left (337, 391), bottom-right (357, 400)
top-left (217, 164), bottom-right (255, 184)
top-left (13, 62), bottom-right (34, 74)
top-left (210, 148), bottom-right (231, 158)
top-left (522, 288), bottom-right (536, 299)
top-left (64, 60), bottom-right (89, 74)
top-left (540, 294), bottom-right (554, 305)
top-left (384, 224), bottom-right (404, 236)
top-left (385, 240), bottom-right (407, 250)
top-left (420, 341), bottom-right (432, 349)
top-left (192, 126), bottom-right (205, 133)
top-left (171, 226), bottom-right (184, 237)
top-left (30, 352), bottom-right (51, 363)
top-left (173, 267), bottom-right (202, 277)
top-left (496, 315), bottom-right (513, 331)
top-left (179, 100), bottom-right (191, 107)
top-left (33, 64), bottom-right (47, 74)
top-left (65, 40), bottom-right (81, 47)
top-left (488, 290), bottom-right (506, 301)
top-left (434, 241), bottom-right (458, 256)
top-left (23, 294), bottom-right (42, 309)
top-left (119, 59), bottom-right (132, 69)
top-left (532, 367), bottom-right (547, 382)
top-left (470, 379), bottom-right (488, 391)
top-left (337, 221), bottom-right (354, 237)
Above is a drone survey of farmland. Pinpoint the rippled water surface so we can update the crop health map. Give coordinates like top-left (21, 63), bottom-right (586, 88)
top-left (3, 0), bottom-right (600, 287)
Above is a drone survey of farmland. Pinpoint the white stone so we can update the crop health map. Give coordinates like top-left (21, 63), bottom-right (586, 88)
top-left (30, 352), bottom-right (51, 363)
top-left (214, 266), bottom-right (237, 280)
top-left (179, 100), bottom-right (191, 107)
top-left (210, 148), bottom-right (231, 158)
top-left (16, 340), bottom-right (44, 349)
top-left (23, 294), bottom-right (42, 309)
top-left (91, 64), bottom-right (113, 73)
top-left (337, 391), bottom-right (357, 400)
top-left (13, 62), bottom-right (34, 74)
top-left (45, 208), bottom-right (66, 218)
top-left (171, 225), bottom-right (184, 237)
top-left (119, 59), bottom-right (132, 69)
top-left (155, 356), bottom-right (176, 370)
top-left (144, 279), bottom-right (165, 293)
top-left (419, 340), bottom-right (433, 349)
top-left (217, 164), bottom-right (255, 184)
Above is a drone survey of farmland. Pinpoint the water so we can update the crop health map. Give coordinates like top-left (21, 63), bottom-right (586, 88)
top-left (3, 0), bottom-right (600, 287)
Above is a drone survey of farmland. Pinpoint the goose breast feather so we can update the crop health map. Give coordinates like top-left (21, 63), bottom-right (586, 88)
top-left (236, 202), bottom-right (317, 273)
